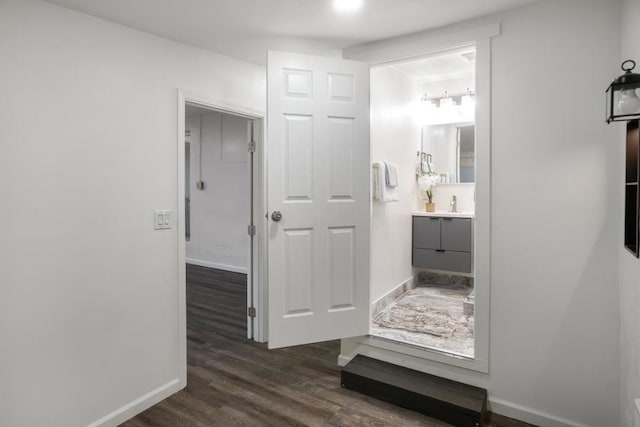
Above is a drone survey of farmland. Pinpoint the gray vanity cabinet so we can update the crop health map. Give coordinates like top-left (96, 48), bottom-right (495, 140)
top-left (412, 216), bottom-right (472, 273)
top-left (412, 217), bottom-right (441, 250)
top-left (441, 218), bottom-right (472, 252)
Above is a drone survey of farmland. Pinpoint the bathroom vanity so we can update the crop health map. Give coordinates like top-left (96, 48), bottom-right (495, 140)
top-left (412, 212), bottom-right (473, 273)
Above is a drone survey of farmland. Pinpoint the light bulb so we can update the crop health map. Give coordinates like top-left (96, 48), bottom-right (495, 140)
top-left (461, 88), bottom-right (475, 111)
top-left (618, 88), bottom-right (640, 115)
top-left (439, 97), bottom-right (453, 109)
top-left (333, 0), bottom-right (364, 14)
top-left (461, 95), bottom-right (475, 109)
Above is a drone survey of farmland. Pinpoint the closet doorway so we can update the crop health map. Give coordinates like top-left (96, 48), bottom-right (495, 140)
top-left (177, 94), bottom-right (266, 375)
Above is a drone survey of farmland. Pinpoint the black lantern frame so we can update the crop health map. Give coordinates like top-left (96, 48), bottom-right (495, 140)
top-left (606, 60), bottom-right (640, 123)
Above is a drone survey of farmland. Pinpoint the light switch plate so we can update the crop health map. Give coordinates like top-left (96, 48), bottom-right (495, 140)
top-left (154, 210), bottom-right (172, 230)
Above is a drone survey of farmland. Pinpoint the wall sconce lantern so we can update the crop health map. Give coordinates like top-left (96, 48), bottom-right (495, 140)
top-left (608, 60), bottom-right (640, 258)
top-left (606, 60), bottom-right (640, 123)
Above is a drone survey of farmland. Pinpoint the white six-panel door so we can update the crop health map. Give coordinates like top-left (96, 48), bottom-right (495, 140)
top-left (267, 51), bottom-right (370, 349)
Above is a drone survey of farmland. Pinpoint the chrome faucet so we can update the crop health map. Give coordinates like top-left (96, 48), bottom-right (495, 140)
top-left (450, 195), bottom-right (457, 213)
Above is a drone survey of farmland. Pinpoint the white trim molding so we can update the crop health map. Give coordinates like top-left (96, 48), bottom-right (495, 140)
top-left (344, 23), bottom-right (500, 65)
top-left (344, 22), bottom-right (498, 375)
top-left (340, 334), bottom-right (488, 374)
top-left (489, 398), bottom-right (591, 427)
top-left (87, 379), bottom-right (182, 427)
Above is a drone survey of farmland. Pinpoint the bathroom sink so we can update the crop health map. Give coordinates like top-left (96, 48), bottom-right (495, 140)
top-left (436, 210), bottom-right (475, 218)
top-left (412, 210), bottom-right (475, 218)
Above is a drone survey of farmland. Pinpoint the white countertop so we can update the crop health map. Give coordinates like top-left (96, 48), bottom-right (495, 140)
top-left (413, 211), bottom-right (475, 218)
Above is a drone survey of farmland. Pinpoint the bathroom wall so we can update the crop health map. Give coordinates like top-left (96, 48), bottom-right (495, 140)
top-left (0, 1), bottom-right (265, 426)
top-left (431, 184), bottom-right (475, 213)
top-left (620, 0), bottom-right (640, 425)
top-left (370, 65), bottom-right (421, 303)
top-left (344, 0), bottom-right (621, 425)
top-left (185, 112), bottom-right (249, 273)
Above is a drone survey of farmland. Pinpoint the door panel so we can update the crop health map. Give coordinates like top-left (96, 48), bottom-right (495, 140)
top-left (328, 226), bottom-right (356, 311)
top-left (413, 216), bottom-right (441, 250)
top-left (328, 117), bottom-right (355, 199)
top-left (267, 51), bottom-right (370, 349)
top-left (283, 114), bottom-right (314, 200)
top-left (283, 228), bottom-right (313, 316)
top-left (441, 218), bottom-right (472, 252)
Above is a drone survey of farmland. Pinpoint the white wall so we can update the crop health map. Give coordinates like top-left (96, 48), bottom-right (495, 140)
top-left (431, 184), bottom-right (475, 213)
top-left (370, 66), bottom-right (421, 302)
top-left (489, 1), bottom-right (619, 424)
top-left (0, 1), bottom-right (265, 426)
top-left (185, 112), bottom-right (249, 273)
top-left (344, 0), bottom-right (622, 425)
top-left (620, 1), bottom-right (640, 425)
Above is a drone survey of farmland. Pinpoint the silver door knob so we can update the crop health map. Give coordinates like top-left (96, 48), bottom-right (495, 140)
top-left (271, 211), bottom-right (282, 222)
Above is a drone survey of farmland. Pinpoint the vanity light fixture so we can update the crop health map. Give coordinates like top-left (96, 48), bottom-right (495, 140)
top-left (439, 91), bottom-right (455, 109)
top-left (606, 60), bottom-right (640, 123)
top-left (423, 91), bottom-right (474, 109)
top-left (421, 93), bottom-right (437, 108)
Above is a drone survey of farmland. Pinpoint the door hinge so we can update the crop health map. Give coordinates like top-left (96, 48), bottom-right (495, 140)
top-left (248, 224), bottom-right (256, 236)
top-left (247, 307), bottom-right (256, 317)
top-left (248, 141), bottom-right (256, 153)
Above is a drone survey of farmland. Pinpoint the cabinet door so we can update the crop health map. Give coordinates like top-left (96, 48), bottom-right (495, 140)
top-left (413, 217), bottom-right (441, 250)
top-left (413, 248), bottom-right (472, 273)
top-left (441, 218), bottom-right (472, 252)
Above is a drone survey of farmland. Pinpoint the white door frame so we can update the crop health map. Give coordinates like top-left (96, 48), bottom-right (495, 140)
top-left (176, 89), bottom-right (268, 382)
top-left (343, 23), bottom-right (499, 373)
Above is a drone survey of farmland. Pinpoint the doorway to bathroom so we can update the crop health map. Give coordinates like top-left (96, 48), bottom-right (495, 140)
top-left (368, 45), bottom-right (478, 359)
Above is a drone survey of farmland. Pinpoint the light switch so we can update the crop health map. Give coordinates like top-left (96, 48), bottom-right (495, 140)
top-left (154, 210), bottom-right (172, 230)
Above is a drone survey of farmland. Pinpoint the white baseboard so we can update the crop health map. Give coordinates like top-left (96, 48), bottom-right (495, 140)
top-left (88, 378), bottom-right (184, 427)
top-left (186, 257), bottom-right (248, 274)
top-left (489, 397), bottom-right (589, 427)
top-left (337, 354), bottom-right (352, 367)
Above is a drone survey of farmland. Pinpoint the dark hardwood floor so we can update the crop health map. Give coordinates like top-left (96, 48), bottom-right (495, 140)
top-left (123, 264), bottom-right (532, 427)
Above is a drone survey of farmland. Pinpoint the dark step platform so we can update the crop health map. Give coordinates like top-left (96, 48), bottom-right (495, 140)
top-left (341, 355), bottom-right (487, 426)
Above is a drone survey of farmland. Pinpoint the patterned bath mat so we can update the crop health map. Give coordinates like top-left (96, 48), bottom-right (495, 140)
top-left (372, 288), bottom-right (473, 338)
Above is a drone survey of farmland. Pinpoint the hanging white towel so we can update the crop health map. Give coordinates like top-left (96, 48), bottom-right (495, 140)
top-left (421, 161), bottom-right (429, 175)
top-left (373, 161), bottom-right (399, 202)
top-left (384, 162), bottom-right (399, 188)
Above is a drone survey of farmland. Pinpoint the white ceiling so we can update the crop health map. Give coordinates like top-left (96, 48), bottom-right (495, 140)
top-left (45, 0), bottom-right (538, 66)
top-left (390, 46), bottom-right (475, 82)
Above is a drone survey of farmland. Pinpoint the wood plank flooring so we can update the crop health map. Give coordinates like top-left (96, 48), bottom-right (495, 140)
top-left (123, 264), bottom-right (533, 427)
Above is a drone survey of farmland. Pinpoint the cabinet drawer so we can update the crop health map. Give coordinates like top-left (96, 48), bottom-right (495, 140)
top-left (441, 218), bottom-right (472, 252)
top-left (412, 248), bottom-right (471, 273)
top-left (412, 216), bottom-right (441, 250)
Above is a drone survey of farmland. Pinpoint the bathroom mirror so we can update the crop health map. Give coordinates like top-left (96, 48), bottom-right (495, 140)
top-left (421, 123), bottom-right (475, 183)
